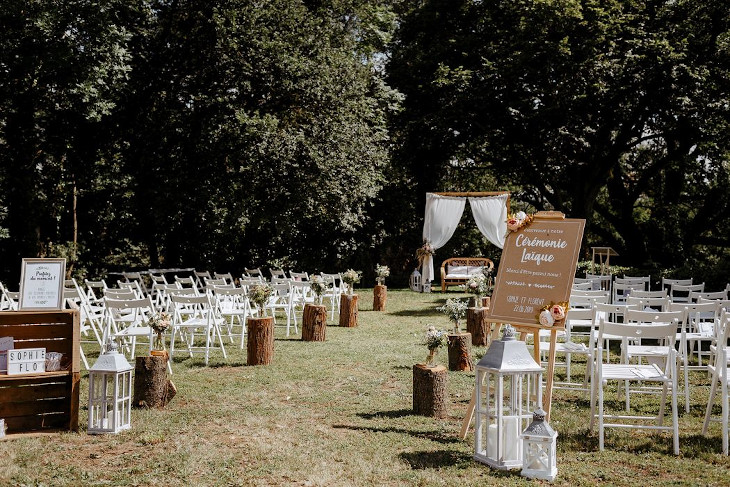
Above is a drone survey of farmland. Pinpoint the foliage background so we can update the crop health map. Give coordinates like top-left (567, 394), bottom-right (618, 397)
top-left (0, 0), bottom-right (728, 287)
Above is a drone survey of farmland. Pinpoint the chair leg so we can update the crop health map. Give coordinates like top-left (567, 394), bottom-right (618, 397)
top-left (598, 378), bottom-right (605, 451)
top-left (723, 368), bottom-right (728, 455)
top-left (704, 369), bottom-right (720, 435)
top-left (671, 378), bottom-right (679, 455)
top-left (683, 352), bottom-right (690, 414)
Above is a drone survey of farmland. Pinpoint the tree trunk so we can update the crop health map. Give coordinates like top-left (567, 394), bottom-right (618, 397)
top-left (339, 293), bottom-right (358, 327)
top-left (302, 304), bottom-right (327, 341)
top-left (133, 354), bottom-right (175, 408)
top-left (412, 364), bottom-right (448, 418)
top-left (247, 316), bottom-right (274, 365)
top-left (447, 333), bottom-right (474, 371)
top-left (467, 307), bottom-right (490, 346)
top-left (373, 285), bottom-right (387, 311)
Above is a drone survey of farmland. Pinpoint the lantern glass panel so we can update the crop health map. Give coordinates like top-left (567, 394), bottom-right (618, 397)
top-left (525, 442), bottom-right (549, 470)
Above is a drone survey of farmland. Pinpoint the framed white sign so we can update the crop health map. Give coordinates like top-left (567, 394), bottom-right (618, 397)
top-left (18, 258), bottom-right (66, 310)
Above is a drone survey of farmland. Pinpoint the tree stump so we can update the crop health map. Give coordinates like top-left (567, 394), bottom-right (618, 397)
top-left (448, 333), bottom-right (474, 371)
top-left (467, 307), bottom-right (490, 346)
top-left (482, 296), bottom-right (491, 309)
top-left (339, 294), bottom-right (358, 327)
top-left (412, 364), bottom-right (448, 418)
top-left (247, 316), bottom-right (275, 365)
top-left (302, 304), bottom-right (327, 341)
top-left (373, 285), bottom-right (387, 311)
top-left (133, 354), bottom-right (175, 408)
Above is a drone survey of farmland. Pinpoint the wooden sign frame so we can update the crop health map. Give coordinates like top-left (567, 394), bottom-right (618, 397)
top-left (18, 258), bottom-right (67, 311)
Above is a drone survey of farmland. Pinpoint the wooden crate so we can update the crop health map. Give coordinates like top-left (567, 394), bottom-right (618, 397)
top-left (0, 310), bottom-right (80, 436)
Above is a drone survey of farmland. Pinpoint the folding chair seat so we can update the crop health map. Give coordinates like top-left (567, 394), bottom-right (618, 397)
top-left (703, 312), bottom-right (730, 454)
top-left (590, 317), bottom-right (680, 455)
top-left (169, 294), bottom-right (227, 369)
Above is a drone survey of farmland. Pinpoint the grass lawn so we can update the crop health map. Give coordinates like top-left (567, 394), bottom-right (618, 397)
top-left (2, 289), bottom-right (729, 486)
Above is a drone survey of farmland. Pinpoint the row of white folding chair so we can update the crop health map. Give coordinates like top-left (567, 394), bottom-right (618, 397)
top-left (168, 293), bottom-right (227, 371)
top-left (103, 296), bottom-right (156, 360)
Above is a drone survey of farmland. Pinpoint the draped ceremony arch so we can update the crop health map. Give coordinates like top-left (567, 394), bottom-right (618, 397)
top-left (421, 191), bottom-right (510, 283)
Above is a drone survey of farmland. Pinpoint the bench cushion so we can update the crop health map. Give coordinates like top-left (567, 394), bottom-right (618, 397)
top-left (447, 265), bottom-right (469, 276)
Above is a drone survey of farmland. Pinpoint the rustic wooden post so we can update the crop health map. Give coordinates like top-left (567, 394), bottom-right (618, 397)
top-left (133, 354), bottom-right (176, 408)
top-left (339, 293), bottom-right (358, 327)
top-left (302, 304), bottom-right (327, 341)
top-left (466, 307), bottom-right (490, 346)
top-left (413, 364), bottom-right (448, 418)
top-left (247, 316), bottom-right (275, 365)
top-left (373, 285), bottom-right (387, 311)
top-left (447, 333), bottom-right (474, 371)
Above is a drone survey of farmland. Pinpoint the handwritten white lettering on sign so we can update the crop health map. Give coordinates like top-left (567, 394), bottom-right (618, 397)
top-left (7, 348), bottom-right (46, 375)
top-left (19, 258), bottom-right (66, 310)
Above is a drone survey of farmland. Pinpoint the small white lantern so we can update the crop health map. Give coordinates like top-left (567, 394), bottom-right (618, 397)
top-left (521, 408), bottom-right (558, 482)
top-left (474, 325), bottom-right (543, 470)
top-left (422, 280), bottom-right (431, 293)
top-left (409, 269), bottom-right (422, 292)
top-left (87, 340), bottom-right (133, 434)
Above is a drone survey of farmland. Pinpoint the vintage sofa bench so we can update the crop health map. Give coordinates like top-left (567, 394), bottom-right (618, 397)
top-left (440, 257), bottom-right (494, 292)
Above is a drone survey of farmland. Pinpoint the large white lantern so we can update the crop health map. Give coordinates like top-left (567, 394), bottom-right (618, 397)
top-left (88, 340), bottom-right (133, 434)
top-left (521, 408), bottom-right (558, 482)
top-left (409, 269), bottom-right (422, 292)
top-left (474, 325), bottom-right (543, 469)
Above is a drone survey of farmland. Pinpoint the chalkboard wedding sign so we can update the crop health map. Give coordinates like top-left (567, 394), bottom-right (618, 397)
top-left (18, 258), bottom-right (66, 310)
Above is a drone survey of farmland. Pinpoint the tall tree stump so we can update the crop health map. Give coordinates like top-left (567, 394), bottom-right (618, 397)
top-left (339, 294), bottom-right (358, 327)
top-left (413, 364), bottom-right (448, 418)
top-left (467, 307), bottom-right (490, 346)
top-left (133, 354), bottom-right (176, 408)
top-left (373, 285), bottom-right (387, 311)
top-left (302, 304), bottom-right (327, 341)
top-left (448, 333), bottom-right (474, 371)
top-left (247, 316), bottom-right (275, 365)
top-left (482, 296), bottom-right (491, 309)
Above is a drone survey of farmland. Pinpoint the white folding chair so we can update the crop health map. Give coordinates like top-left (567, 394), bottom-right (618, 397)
top-left (661, 278), bottom-right (692, 295)
top-left (625, 296), bottom-right (670, 312)
top-left (703, 312), bottom-right (730, 454)
top-left (690, 290), bottom-right (729, 302)
top-left (169, 294), bottom-right (227, 369)
top-left (266, 283), bottom-right (298, 336)
top-left (214, 272), bottom-right (235, 285)
top-left (585, 273), bottom-right (611, 291)
top-left (270, 269), bottom-right (287, 280)
top-left (668, 301), bottom-right (719, 369)
top-left (212, 286), bottom-right (253, 349)
top-left (612, 282), bottom-right (644, 304)
top-left (590, 317), bottom-right (680, 455)
top-left (616, 276), bottom-right (651, 291)
top-left (104, 296), bottom-right (156, 359)
top-left (289, 271), bottom-right (309, 281)
top-left (631, 289), bottom-right (668, 299)
top-left (243, 268), bottom-right (265, 281)
top-left (194, 271), bottom-right (212, 290)
top-left (321, 273), bottom-right (343, 321)
top-left (670, 283), bottom-right (705, 303)
top-left (0, 282), bottom-right (19, 311)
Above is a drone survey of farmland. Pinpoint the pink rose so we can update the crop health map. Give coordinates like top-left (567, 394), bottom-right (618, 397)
top-left (551, 305), bottom-right (566, 321)
top-left (507, 218), bottom-right (521, 231)
top-left (539, 310), bottom-right (555, 327)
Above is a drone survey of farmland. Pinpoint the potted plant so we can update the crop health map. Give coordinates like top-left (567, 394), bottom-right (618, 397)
top-left (375, 264), bottom-right (390, 286)
top-left (466, 271), bottom-right (492, 308)
top-left (422, 325), bottom-right (448, 367)
top-left (438, 298), bottom-right (468, 334)
top-left (309, 275), bottom-right (327, 305)
top-left (248, 283), bottom-right (274, 316)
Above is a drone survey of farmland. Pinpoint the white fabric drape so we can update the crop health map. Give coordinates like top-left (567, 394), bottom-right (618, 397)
top-left (469, 194), bottom-right (509, 249)
top-left (421, 193), bottom-right (466, 282)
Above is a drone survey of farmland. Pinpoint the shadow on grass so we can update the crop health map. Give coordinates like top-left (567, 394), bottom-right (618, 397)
top-left (333, 423), bottom-right (460, 445)
top-left (398, 449), bottom-right (473, 470)
top-left (389, 307), bottom-right (445, 317)
top-left (358, 409), bottom-right (413, 419)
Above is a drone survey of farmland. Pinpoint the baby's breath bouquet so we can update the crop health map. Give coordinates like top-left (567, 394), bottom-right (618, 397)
top-left (375, 264), bottom-right (390, 285)
top-left (249, 283), bottom-right (274, 315)
top-left (341, 269), bottom-right (361, 296)
top-left (438, 298), bottom-right (468, 334)
top-left (309, 275), bottom-right (328, 305)
top-left (466, 273), bottom-right (491, 301)
top-left (422, 325), bottom-right (448, 366)
top-left (145, 312), bottom-right (171, 350)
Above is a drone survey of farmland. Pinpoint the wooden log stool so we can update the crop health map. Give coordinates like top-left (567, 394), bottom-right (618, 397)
top-left (412, 364), bottom-right (448, 418)
top-left (133, 353), bottom-right (176, 408)
top-left (373, 285), bottom-right (387, 311)
top-left (247, 316), bottom-right (275, 365)
top-left (447, 333), bottom-right (474, 371)
top-left (466, 307), bottom-right (490, 347)
top-left (339, 293), bottom-right (358, 327)
top-left (302, 304), bottom-right (327, 341)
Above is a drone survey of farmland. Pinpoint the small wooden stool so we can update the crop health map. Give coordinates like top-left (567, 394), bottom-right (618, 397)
top-left (413, 364), bottom-right (448, 418)
top-left (339, 294), bottom-right (358, 327)
top-left (302, 304), bottom-right (327, 341)
top-left (247, 316), bottom-right (275, 365)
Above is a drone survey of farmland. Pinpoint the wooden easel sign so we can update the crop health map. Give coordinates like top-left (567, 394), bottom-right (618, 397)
top-left (18, 258), bottom-right (66, 310)
top-left (489, 213), bottom-right (585, 324)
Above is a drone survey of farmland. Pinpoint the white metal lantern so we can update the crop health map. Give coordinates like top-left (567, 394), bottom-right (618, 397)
top-left (409, 269), bottom-right (422, 292)
top-left (521, 408), bottom-right (558, 482)
top-left (422, 280), bottom-right (431, 293)
top-left (87, 340), bottom-right (133, 434)
top-left (474, 325), bottom-right (543, 470)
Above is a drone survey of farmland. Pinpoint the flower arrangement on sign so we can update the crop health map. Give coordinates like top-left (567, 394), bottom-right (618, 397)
top-left (375, 264), bottom-right (390, 285)
top-left (309, 275), bottom-right (328, 305)
top-left (249, 283), bottom-right (274, 316)
top-left (341, 269), bottom-right (362, 295)
top-left (438, 298), bottom-right (468, 334)
top-left (422, 325), bottom-right (448, 367)
top-left (536, 302), bottom-right (569, 327)
top-left (416, 240), bottom-right (435, 266)
top-left (145, 312), bottom-right (172, 351)
top-left (506, 211), bottom-right (533, 233)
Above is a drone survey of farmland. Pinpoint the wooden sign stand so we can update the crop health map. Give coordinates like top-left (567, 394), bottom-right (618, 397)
top-left (459, 211), bottom-right (584, 439)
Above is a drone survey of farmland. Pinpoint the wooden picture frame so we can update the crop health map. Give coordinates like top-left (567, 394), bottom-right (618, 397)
top-left (18, 258), bottom-right (67, 311)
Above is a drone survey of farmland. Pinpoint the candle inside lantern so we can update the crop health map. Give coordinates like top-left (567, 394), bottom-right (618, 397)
top-left (486, 417), bottom-right (520, 462)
